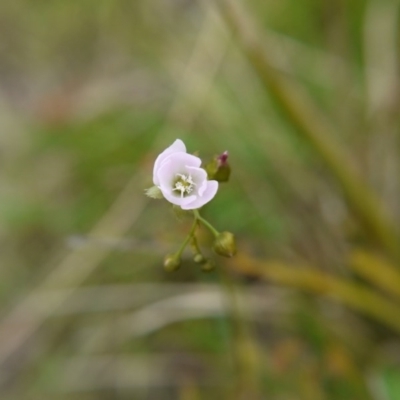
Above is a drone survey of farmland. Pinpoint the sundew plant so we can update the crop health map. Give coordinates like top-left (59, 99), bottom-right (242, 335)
top-left (0, 0), bottom-right (399, 399)
top-left (146, 139), bottom-right (236, 271)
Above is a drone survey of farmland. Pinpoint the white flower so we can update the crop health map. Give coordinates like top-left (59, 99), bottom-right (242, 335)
top-left (153, 139), bottom-right (218, 210)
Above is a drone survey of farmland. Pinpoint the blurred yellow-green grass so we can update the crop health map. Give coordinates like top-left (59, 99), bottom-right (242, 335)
top-left (0, 0), bottom-right (400, 399)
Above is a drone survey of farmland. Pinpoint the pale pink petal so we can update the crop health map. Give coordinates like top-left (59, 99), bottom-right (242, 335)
top-left (181, 180), bottom-right (218, 210)
top-left (151, 140), bottom-right (216, 210)
top-left (161, 188), bottom-right (196, 206)
top-left (156, 153), bottom-right (201, 187)
top-left (156, 153), bottom-right (201, 189)
top-left (167, 152), bottom-right (201, 171)
top-left (197, 180), bottom-right (208, 196)
top-left (186, 166), bottom-right (207, 185)
top-left (186, 165), bottom-right (207, 195)
top-left (156, 159), bottom-right (199, 206)
top-left (153, 139), bottom-right (186, 185)
top-left (156, 159), bottom-right (174, 187)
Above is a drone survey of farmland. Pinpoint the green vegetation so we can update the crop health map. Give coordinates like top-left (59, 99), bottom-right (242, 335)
top-left (0, 0), bottom-right (399, 399)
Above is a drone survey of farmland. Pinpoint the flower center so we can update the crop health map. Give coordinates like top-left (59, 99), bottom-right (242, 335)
top-left (173, 173), bottom-right (196, 198)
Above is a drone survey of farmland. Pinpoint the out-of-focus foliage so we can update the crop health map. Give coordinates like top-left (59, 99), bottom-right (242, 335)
top-left (0, 0), bottom-right (400, 399)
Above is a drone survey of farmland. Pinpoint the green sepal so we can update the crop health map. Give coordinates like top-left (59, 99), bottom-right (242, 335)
top-left (144, 186), bottom-right (164, 199)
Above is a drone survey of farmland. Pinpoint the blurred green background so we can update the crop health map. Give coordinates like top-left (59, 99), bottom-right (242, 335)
top-left (1, 0), bottom-right (400, 399)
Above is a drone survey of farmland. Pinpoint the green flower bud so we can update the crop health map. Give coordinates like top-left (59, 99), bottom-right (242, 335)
top-left (205, 151), bottom-right (231, 183)
top-left (163, 254), bottom-right (181, 271)
top-left (193, 253), bottom-right (205, 263)
top-left (214, 164), bottom-right (231, 182)
top-left (213, 231), bottom-right (237, 257)
top-left (201, 259), bottom-right (216, 272)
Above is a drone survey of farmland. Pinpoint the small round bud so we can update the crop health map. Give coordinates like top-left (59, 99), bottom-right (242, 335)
top-left (163, 254), bottom-right (181, 272)
top-left (213, 231), bottom-right (237, 257)
top-left (201, 259), bottom-right (216, 272)
top-left (193, 253), bottom-right (205, 263)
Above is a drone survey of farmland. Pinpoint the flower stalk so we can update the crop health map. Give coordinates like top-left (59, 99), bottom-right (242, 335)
top-left (193, 209), bottom-right (220, 237)
top-left (163, 218), bottom-right (199, 272)
top-left (193, 209), bottom-right (237, 257)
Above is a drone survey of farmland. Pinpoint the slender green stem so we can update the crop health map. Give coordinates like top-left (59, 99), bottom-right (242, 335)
top-left (176, 218), bottom-right (198, 257)
top-left (190, 235), bottom-right (205, 259)
top-left (193, 209), bottom-right (220, 237)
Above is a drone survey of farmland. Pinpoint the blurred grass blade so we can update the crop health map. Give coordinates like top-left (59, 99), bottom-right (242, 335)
top-left (0, 172), bottom-right (148, 372)
top-left (364, 1), bottom-right (399, 114)
top-left (214, 0), bottom-right (400, 261)
top-left (349, 250), bottom-right (400, 301)
top-left (230, 253), bottom-right (400, 334)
